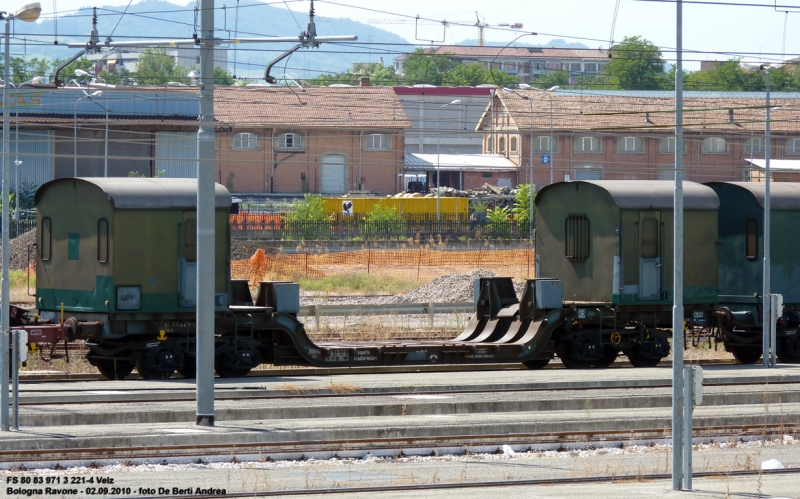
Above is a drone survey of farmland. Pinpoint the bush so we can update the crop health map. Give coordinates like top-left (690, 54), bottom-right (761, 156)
top-left (363, 202), bottom-right (402, 238)
top-left (283, 194), bottom-right (332, 240)
top-left (512, 184), bottom-right (535, 226)
top-left (486, 205), bottom-right (511, 239)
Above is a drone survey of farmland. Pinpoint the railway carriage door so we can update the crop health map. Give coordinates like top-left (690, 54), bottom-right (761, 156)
top-left (638, 212), bottom-right (661, 300)
top-left (180, 212), bottom-right (197, 307)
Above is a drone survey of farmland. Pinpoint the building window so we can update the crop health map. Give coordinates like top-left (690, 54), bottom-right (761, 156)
top-left (232, 132), bottom-right (259, 150)
top-left (533, 136), bottom-right (557, 152)
top-left (570, 63), bottom-right (581, 72)
top-left (744, 138), bottom-right (765, 154)
top-left (481, 172), bottom-right (493, 178)
top-left (98, 219), bottom-right (109, 263)
top-left (702, 137), bottom-right (728, 154)
top-left (576, 136), bottom-right (601, 153)
top-left (499, 136), bottom-right (506, 154)
top-left (486, 136), bottom-right (493, 153)
top-left (510, 136), bottom-right (518, 153)
top-left (277, 132), bottom-right (304, 150)
top-left (565, 214), bottom-right (589, 262)
top-left (364, 134), bottom-right (390, 150)
top-left (618, 136), bottom-right (643, 153)
top-left (786, 138), bottom-right (800, 155)
top-left (584, 63), bottom-right (597, 72)
top-left (659, 137), bottom-right (687, 154)
top-left (746, 219), bottom-right (758, 259)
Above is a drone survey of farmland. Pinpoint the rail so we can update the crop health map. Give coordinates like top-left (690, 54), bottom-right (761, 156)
top-left (299, 301), bottom-right (474, 328)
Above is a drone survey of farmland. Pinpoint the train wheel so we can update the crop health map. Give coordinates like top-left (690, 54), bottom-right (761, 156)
top-left (136, 350), bottom-right (175, 380)
top-left (522, 353), bottom-right (552, 370)
top-left (592, 348), bottom-right (619, 368)
top-left (95, 359), bottom-right (135, 380)
top-left (555, 341), bottom-right (593, 369)
top-left (178, 357), bottom-right (197, 379)
top-left (777, 336), bottom-right (800, 364)
top-left (730, 345), bottom-right (762, 364)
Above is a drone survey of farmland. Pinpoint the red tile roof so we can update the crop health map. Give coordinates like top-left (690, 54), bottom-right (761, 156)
top-left (490, 91), bottom-right (800, 134)
top-left (214, 86), bottom-right (411, 129)
top-left (396, 46), bottom-right (608, 61)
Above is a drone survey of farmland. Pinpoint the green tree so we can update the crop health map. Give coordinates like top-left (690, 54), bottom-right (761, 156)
top-left (306, 63), bottom-right (400, 86)
top-left (684, 59), bottom-right (800, 92)
top-left (214, 66), bottom-right (235, 85)
top-left (532, 70), bottom-right (570, 89)
top-left (402, 48), bottom-right (459, 85)
top-left (486, 205), bottom-right (511, 239)
top-left (445, 62), bottom-right (518, 87)
top-left (363, 202), bottom-right (402, 238)
top-left (50, 57), bottom-right (94, 85)
top-left (133, 48), bottom-right (190, 85)
top-left (283, 194), bottom-right (332, 240)
top-left (511, 184), bottom-right (535, 227)
top-left (606, 36), bottom-right (668, 90)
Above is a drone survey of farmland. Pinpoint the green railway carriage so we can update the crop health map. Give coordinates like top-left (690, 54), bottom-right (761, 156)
top-left (532, 181), bottom-right (719, 368)
top-left (35, 178), bottom-right (232, 319)
top-left (705, 181), bottom-right (800, 363)
top-left (535, 180), bottom-right (719, 307)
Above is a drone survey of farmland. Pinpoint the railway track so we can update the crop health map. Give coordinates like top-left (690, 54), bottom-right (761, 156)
top-left (2, 423), bottom-right (798, 468)
top-left (150, 468), bottom-right (800, 499)
top-left (15, 374), bottom-right (800, 406)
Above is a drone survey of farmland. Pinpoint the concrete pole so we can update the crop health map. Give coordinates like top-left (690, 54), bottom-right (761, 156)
top-left (529, 96), bottom-right (534, 240)
top-left (672, 0), bottom-right (685, 489)
top-left (1, 17), bottom-right (11, 431)
top-left (104, 107), bottom-right (109, 177)
top-left (682, 365), bottom-right (693, 489)
top-left (763, 67), bottom-right (772, 368)
top-left (436, 113), bottom-right (440, 231)
top-left (196, 0), bottom-right (216, 426)
top-left (549, 95), bottom-right (554, 185)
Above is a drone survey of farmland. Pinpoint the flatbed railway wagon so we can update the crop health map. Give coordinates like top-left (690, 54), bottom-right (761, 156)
top-left (18, 178), bottom-right (738, 380)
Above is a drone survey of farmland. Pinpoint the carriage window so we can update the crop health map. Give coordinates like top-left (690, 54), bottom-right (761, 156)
top-left (565, 214), bottom-right (590, 261)
top-left (746, 219), bottom-right (757, 259)
top-left (41, 217), bottom-right (52, 261)
top-left (98, 219), bottom-right (109, 263)
top-left (641, 218), bottom-right (660, 259)
top-left (184, 219), bottom-right (197, 263)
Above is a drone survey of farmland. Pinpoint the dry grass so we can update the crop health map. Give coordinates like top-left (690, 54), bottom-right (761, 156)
top-left (327, 382), bottom-right (362, 394)
top-left (275, 384), bottom-right (311, 395)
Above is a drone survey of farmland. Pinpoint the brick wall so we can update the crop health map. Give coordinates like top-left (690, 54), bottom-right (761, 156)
top-left (216, 127), bottom-right (405, 194)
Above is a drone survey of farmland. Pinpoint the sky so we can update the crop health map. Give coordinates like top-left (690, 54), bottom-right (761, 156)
top-left (38, 0), bottom-right (800, 70)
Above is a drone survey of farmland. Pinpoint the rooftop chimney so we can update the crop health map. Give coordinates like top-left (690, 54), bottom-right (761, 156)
top-left (360, 77), bottom-right (371, 87)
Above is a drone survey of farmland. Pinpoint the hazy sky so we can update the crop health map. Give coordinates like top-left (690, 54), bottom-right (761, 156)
top-left (41, 0), bottom-right (800, 69)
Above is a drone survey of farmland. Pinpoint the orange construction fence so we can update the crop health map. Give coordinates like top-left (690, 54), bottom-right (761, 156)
top-left (231, 248), bottom-right (534, 283)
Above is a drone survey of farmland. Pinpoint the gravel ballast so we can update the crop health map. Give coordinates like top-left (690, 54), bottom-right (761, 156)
top-left (0, 229), bottom-right (36, 271)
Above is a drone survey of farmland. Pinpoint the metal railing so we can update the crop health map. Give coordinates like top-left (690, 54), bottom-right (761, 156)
top-left (0, 218), bottom-right (36, 239)
top-left (232, 214), bottom-right (532, 241)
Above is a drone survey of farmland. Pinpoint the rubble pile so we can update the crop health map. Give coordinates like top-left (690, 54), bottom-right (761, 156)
top-left (0, 230), bottom-right (37, 271)
top-left (392, 183), bottom-right (518, 199)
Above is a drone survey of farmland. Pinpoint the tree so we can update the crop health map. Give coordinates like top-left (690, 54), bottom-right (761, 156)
top-left (214, 66), bottom-right (235, 85)
top-left (49, 57), bottom-right (94, 85)
top-left (512, 184), bottom-right (535, 226)
top-left (684, 59), bottom-right (800, 92)
top-left (133, 48), bottom-right (189, 85)
top-left (445, 62), bottom-right (518, 87)
top-left (306, 63), bottom-right (400, 86)
top-left (605, 36), bottom-right (668, 90)
top-left (402, 48), bottom-right (459, 85)
top-left (532, 70), bottom-right (570, 89)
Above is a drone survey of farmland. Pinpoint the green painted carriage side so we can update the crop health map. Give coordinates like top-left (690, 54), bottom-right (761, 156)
top-left (35, 178), bottom-right (231, 315)
top-left (35, 180), bottom-right (115, 312)
top-left (535, 181), bottom-right (719, 307)
top-left (707, 182), bottom-right (800, 319)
